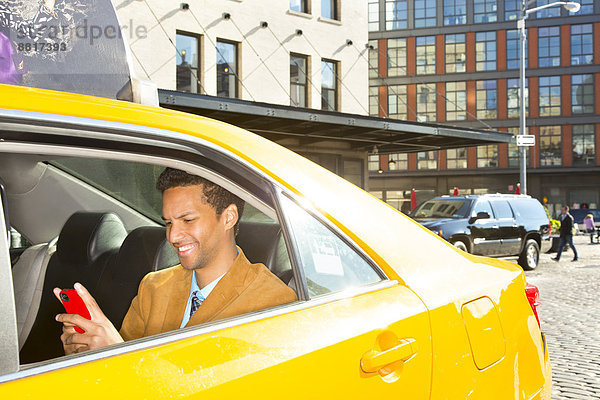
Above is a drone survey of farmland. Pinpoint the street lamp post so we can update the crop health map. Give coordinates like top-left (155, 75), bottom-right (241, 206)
top-left (518, 1), bottom-right (580, 195)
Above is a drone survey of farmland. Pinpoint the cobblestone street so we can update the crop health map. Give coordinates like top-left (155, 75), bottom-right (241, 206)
top-left (523, 235), bottom-right (600, 399)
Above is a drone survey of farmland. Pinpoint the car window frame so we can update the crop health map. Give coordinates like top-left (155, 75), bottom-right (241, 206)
top-left (274, 189), bottom-right (388, 300)
top-left (0, 109), bottom-right (395, 382)
top-left (0, 195), bottom-right (19, 376)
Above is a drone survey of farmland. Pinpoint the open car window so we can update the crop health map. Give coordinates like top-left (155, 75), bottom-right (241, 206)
top-left (0, 141), bottom-right (298, 369)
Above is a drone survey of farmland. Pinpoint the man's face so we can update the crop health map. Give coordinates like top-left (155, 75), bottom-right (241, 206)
top-left (561, 207), bottom-right (567, 215)
top-left (162, 185), bottom-right (226, 270)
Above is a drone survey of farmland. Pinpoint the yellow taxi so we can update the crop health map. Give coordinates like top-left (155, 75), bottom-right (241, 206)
top-left (0, 84), bottom-right (550, 398)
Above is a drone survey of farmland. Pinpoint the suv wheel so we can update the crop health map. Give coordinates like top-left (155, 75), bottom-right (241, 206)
top-left (452, 240), bottom-right (469, 253)
top-left (519, 239), bottom-right (539, 270)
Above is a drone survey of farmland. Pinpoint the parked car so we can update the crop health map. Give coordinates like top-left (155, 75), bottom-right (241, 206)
top-left (0, 85), bottom-right (550, 399)
top-left (410, 194), bottom-right (551, 270)
top-left (569, 209), bottom-right (600, 232)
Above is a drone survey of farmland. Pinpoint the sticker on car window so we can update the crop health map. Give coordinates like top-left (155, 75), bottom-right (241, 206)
top-left (308, 235), bottom-right (344, 276)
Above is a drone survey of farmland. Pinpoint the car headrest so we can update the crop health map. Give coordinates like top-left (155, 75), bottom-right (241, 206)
top-left (56, 212), bottom-right (127, 265)
top-left (116, 226), bottom-right (179, 278)
top-left (236, 221), bottom-right (281, 269)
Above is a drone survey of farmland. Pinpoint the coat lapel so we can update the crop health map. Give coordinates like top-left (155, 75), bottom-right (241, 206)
top-left (160, 266), bottom-right (192, 333)
top-left (185, 248), bottom-right (252, 327)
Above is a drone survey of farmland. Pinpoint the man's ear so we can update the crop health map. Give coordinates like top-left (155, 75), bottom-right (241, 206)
top-left (222, 204), bottom-right (239, 231)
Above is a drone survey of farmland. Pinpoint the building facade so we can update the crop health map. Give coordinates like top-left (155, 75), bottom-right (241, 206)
top-left (112, 0), bottom-right (374, 187)
top-left (368, 0), bottom-right (600, 216)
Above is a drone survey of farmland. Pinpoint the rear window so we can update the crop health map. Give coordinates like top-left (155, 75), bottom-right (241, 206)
top-left (509, 198), bottom-right (546, 220)
top-left (411, 199), bottom-right (472, 219)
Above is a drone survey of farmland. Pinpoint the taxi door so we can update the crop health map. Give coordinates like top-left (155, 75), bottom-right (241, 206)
top-left (0, 194), bottom-right (432, 399)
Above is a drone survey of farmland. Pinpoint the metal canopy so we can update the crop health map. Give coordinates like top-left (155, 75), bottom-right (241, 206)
top-left (159, 90), bottom-right (511, 153)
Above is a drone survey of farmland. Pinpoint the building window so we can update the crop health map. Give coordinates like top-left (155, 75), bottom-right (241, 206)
top-left (505, 0), bottom-right (519, 20)
top-left (540, 126), bottom-right (562, 166)
top-left (474, 0), bottom-right (497, 23)
top-left (447, 148), bottom-right (467, 169)
top-left (290, 0), bottom-right (308, 13)
top-left (445, 34), bottom-right (466, 73)
top-left (368, 154), bottom-right (380, 171)
top-left (539, 76), bottom-right (561, 116)
top-left (572, 125), bottom-right (596, 166)
top-left (388, 84), bottom-right (408, 119)
top-left (414, 0), bottom-right (436, 28)
top-left (290, 54), bottom-right (308, 107)
top-left (369, 40), bottom-right (379, 78)
top-left (536, 0), bottom-right (560, 18)
top-left (416, 83), bottom-right (437, 122)
top-left (507, 78), bottom-right (528, 118)
top-left (385, 0), bottom-right (408, 30)
top-left (388, 153), bottom-right (408, 170)
top-left (369, 86), bottom-right (380, 116)
top-left (572, 0), bottom-right (593, 15)
top-left (507, 127), bottom-right (531, 168)
top-left (176, 32), bottom-right (201, 93)
top-left (506, 30), bottom-right (527, 69)
top-left (321, 0), bottom-right (338, 20)
top-left (571, 24), bottom-right (593, 65)
top-left (476, 80), bottom-right (497, 119)
top-left (538, 27), bottom-right (560, 67)
top-left (321, 59), bottom-right (338, 111)
top-left (444, 0), bottom-right (466, 25)
top-left (417, 151), bottom-right (438, 170)
top-left (477, 144), bottom-right (499, 168)
top-left (475, 31), bottom-right (496, 71)
top-left (446, 82), bottom-right (467, 121)
top-left (416, 36), bottom-right (436, 75)
top-left (216, 39), bottom-right (238, 98)
top-left (572, 74), bottom-right (594, 114)
top-left (387, 38), bottom-right (407, 76)
top-left (368, 0), bottom-right (379, 31)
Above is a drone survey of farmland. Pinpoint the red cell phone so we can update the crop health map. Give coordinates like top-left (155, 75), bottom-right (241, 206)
top-left (59, 289), bottom-right (91, 333)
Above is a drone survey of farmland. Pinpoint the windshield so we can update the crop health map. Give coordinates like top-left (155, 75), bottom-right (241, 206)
top-left (411, 199), bottom-right (472, 219)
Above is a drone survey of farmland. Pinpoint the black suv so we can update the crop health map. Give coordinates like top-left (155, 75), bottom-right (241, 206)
top-left (410, 194), bottom-right (551, 270)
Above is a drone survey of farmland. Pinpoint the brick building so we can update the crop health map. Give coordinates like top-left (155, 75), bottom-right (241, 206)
top-left (367, 0), bottom-right (600, 216)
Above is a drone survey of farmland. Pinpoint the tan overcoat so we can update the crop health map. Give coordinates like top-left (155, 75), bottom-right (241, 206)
top-left (120, 248), bottom-right (297, 341)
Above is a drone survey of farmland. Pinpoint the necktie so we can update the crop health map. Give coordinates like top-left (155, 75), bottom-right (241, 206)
top-left (190, 290), bottom-right (204, 318)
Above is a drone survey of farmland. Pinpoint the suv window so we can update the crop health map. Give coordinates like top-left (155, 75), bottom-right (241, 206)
top-left (411, 199), bottom-right (472, 219)
top-left (490, 200), bottom-right (514, 219)
top-left (280, 195), bottom-right (383, 297)
top-left (472, 200), bottom-right (495, 218)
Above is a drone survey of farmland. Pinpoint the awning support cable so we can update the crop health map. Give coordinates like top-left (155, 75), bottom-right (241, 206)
top-left (264, 26), bottom-right (335, 112)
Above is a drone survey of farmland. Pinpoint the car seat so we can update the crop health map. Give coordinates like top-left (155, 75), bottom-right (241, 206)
top-left (94, 226), bottom-right (179, 330)
top-left (19, 212), bottom-right (127, 364)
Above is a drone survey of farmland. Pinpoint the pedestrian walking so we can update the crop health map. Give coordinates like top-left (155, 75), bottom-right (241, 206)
top-left (583, 214), bottom-right (596, 244)
top-left (552, 205), bottom-right (579, 261)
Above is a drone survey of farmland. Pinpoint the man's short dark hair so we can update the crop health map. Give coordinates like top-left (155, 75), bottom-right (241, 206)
top-left (156, 168), bottom-right (245, 235)
top-left (562, 205), bottom-right (570, 211)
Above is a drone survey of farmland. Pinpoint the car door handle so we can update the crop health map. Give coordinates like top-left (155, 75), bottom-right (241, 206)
top-left (360, 338), bottom-right (418, 373)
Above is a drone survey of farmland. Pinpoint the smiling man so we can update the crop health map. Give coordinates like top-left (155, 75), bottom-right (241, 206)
top-left (55, 168), bottom-right (297, 354)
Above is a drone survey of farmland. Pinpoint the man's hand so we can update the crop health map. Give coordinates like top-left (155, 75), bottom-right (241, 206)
top-left (54, 283), bottom-right (124, 355)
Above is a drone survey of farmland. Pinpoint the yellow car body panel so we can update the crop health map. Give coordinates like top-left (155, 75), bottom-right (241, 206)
top-left (0, 85), bottom-right (550, 398)
top-left (2, 286), bottom-right (432, 399)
